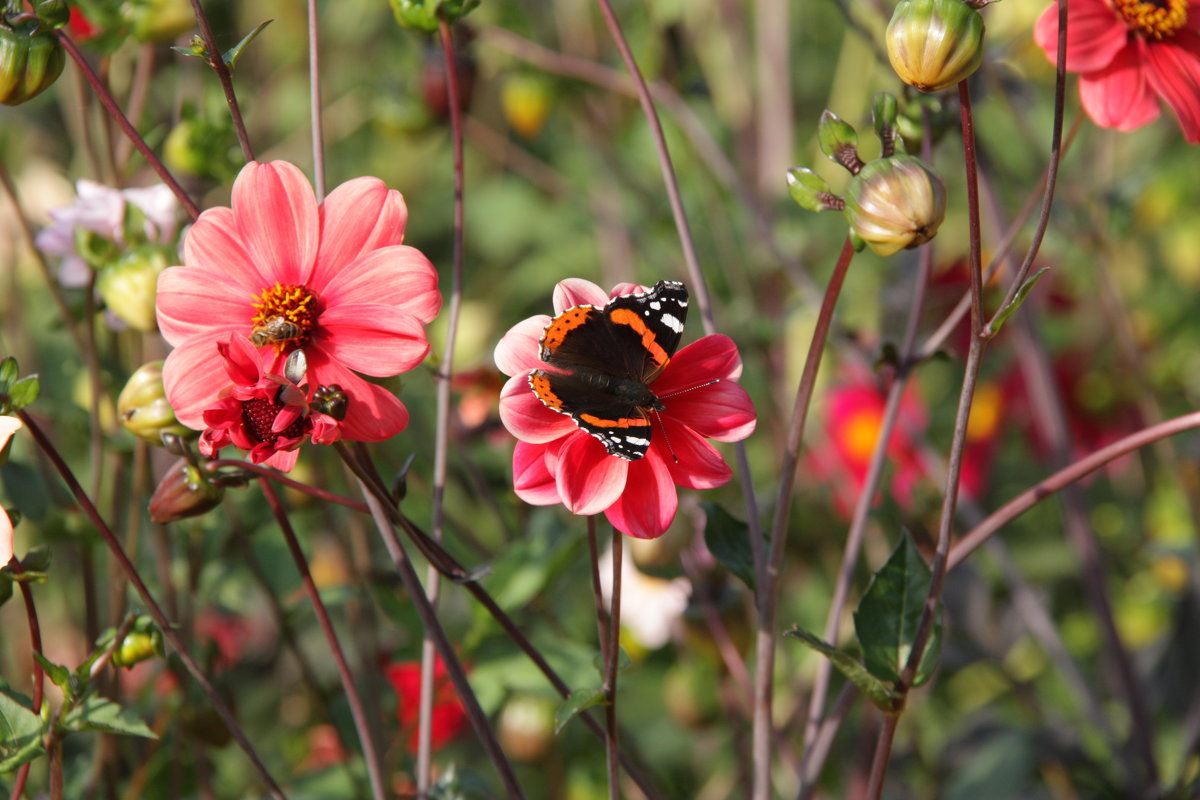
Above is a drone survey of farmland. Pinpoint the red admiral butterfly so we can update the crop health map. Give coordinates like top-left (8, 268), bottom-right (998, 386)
top-left (529, 280), bottom-right (689, 461)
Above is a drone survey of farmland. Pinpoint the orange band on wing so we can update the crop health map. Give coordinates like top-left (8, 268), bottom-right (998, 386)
top-left (579, 412), bottom-right (651, 429)
top-left (608, 308), bottom-right (670, 368)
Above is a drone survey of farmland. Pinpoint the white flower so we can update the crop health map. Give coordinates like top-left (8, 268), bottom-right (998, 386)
top-left (599, 546), bottom-right (691, 650)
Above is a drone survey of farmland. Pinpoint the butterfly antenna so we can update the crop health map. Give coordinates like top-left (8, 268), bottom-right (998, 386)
top-left (651, 408), bottom-right (679, 463)
top-left (659, 378), bottom-right (721, 400)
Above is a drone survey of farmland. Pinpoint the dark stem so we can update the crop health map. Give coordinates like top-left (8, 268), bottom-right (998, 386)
top-left (186, 0), bottom-right (254, 162)
top-left (604, 529), bottom-right (623, 800)
top-left (16, 411), bottom-right (287, 800)
top-left (54, 31), bottom-right (200, 220)
top-left (753, 237), bottom-right (855, 800)
top-left (257, 478), bottom-right (387, 800)
top-left (7, 563), bottom-right (44, 800)
top-left (206, 458), bottom-right (370, 512)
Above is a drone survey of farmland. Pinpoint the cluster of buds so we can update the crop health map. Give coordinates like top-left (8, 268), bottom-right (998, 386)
top-left (0, 1), bottom-right (67, 106)
top-left (787, 94), bottom-right (946, 257)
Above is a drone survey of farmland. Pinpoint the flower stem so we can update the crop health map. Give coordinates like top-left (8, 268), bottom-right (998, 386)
top-left (863, 80), bottom-right (986, 800)
top-left (307, 0), bottom-right (325, 200)
top-left (54, 32), bottom-right (201, 220)
top-left (604, 528), bottom-right (623, 800)
top-left (7, 562), bottom-right (44, 800)
top-left (206, 459), bottom-right (370, 512)
top-left (16, 410), bottom-right (287, 800)
top-left (753, 236), bottom-right (855, 800)
top-left (186, 0), bottom-right (254, 162)
top-left (258, 478), bottom-right (387, 800)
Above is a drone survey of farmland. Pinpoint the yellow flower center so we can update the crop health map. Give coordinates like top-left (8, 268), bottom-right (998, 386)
top-left (1111, 0), bottom-right (1187, 39)
top-left (249, 283), bottom-right (318, 352)
top-left (842, 410), bottom-right (884, 464)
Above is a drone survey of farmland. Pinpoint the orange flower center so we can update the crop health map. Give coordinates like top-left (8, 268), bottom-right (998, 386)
top-left (842, 410), bottom-right (884, 465)
top-left (249, 283), bottom-right (318, 352)
top-left (1112, 0), bottom-right (1187, 39)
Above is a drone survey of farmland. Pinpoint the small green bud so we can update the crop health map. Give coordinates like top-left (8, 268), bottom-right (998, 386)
top-left (0, 19), bottom-right (66, 106)
top-left (886, 0), bottom-right (985, 93)
top-left (111, 625), bottom-right (165, 668)
top-left (843, 155), bottom-right (946, 256)
top-left (389, 0), bottom-right (479, 33)
top-left (786, 167), bottom-right (843, 213)
top-left (96, 247), bottom-right (167, 331)
top-left (311, 384), bottom-right (347, 421)
top-left (872, 92), bottom-right (904, 155)
top-left (34, 0), bottom-right (70, 29)
top-left (118, 361), bottom-right (190, 445)
top-left (817, 111), bottom-right (864, 174)
top-left (148, 458), bottom-right (224, 524)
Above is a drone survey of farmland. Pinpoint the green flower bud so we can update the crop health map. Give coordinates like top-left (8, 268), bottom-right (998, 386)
top-left (389, 0), bottom-right (479, 33)
top-left (118, 362), bottom-right (190, 445)
top-left (120, 0), bottom-right (193, 44)
top-left (886, 0), bottom-right (985, 93)
top-left (0, 19), bottom-right (66, 106)
top-left (111, 626), bottom-right (165, 668)
top-left (843, 155), bottom-right (946, 257)
top-left (33, 1), bottom-right (70, 30)
top-left (96, 247), bottom-right (167, 331)
top-left (148, 459), bottom-right (224, 524)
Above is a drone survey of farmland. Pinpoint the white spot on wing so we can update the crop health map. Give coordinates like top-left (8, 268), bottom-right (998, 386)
top-left (661, 313), bottom-right (684, 333)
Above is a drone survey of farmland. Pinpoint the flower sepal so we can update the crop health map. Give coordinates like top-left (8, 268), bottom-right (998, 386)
top-left (786, 167), bottom-right (843, 213)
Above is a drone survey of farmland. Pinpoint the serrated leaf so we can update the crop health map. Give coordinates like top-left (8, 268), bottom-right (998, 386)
top-left (221, 20), bottom-right (273, 72)
top-left (785, 627), bottom-right (902, 713)
top-left (0, 689), bottom-right (45, 773)
top-left (990, 267), bottom-right (1051, 335)
top-left (554, 687), bottom-right (606, 734)
top-left (62, 697), bottom-right (156, 739)
top-left (853, 531), bottom-right (942, 686)
top-left (702, 502), bottom-right (757, 591)
top-left (0, 358), bottom-right (17, 392)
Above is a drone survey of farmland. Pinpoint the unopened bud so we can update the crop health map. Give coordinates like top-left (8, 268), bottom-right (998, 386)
top-left (111, 625), bottom-right (165, 668)
top-left (311, 384), bottom-right (348, 421)
top-left (0, 19), bottom-right (66, 106)
top-left (119, 361), bottom-right (190, 445)
top-left (843, 155), bottom-right (946, 256)
top-left (148, 459), bottom-right (224, 523)
top-left (886, 0), bottom-right (985, 93)
top-left (96, 248), bottom-right (167, 331)
top-left (389, 0), bottom-right (479, 33)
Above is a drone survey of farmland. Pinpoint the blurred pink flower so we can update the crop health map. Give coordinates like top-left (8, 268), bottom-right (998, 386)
top-left (385, 657), bottom-right (467, 753)
top-left (494, 279), bottom-right (756, 539)
top-left (156, 161), bottom-right (440, 442)
top-left (0, 417), bottom-right (21, 567)
top-left (1034, 0), bottom-right (1200, 142)
top-left (198, 334), bottom-right (339, 472)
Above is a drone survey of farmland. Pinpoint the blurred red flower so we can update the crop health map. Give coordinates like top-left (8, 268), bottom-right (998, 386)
top-left (385, 658), bottom-right (467, 754)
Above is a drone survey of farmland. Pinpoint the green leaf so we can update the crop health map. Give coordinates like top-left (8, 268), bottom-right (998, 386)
top-left (62, 697), bottom-right (156, 739)
top-left (786, 168), bottom-right (839, 214)
top-left (32, 653), bottom-right (76, 700)
top-left (0, 358), bottom-right (17, 392)
top-left (221, 19), bottom-right (273, 72)
top-left (14, 546), bottom-right (50, 581)
top-left (989, 267), bottom-right (1051, 336)
top-left (591, 647), bottom-right (631, 678)
top-left (554, 687), bottom-right (606, 734)
top-left (0, 688), bottom-right (46, 773)
top-left (4, 375), bottom-right (37, 410)
top-left (817, 110), bottom-right (859, 164)
top-left (853, 531), bottom-right (942, 686)
top-left (702, 502), bottom-right (757, 591)
top-left (784, 627), bottom-right (902, 713)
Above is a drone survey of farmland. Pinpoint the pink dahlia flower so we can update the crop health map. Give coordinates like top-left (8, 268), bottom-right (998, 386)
top-left (199, 334), bottom-right (340, 471)
top-left (1034, 0), bottom-right (1200, 142)
top-left (494, 278), bottom-right (756, 539)
top-left (156, 161), bottom-right (440, 442)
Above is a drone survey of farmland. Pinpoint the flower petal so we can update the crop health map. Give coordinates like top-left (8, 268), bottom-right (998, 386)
top-left (663, 380), bottom-right (756, 442)
top-left (499, 374), bottom-right (578, 442)
top-left (313, 304), bottom-right (431, 377)
top-left (604, 452), bottom-right (677, 539)
top-left (305, 353), bottom-right (409, 441)
top-left (494, 315), bottom-right (551, 377)
top-left (656, 417), bottom-right (733, 490)
top-left (314, 178), bottom-right (409, 283)
top-left (216, 333), bottom-right (266, 386)
top-left (162, 334), bottom-right (235, 429)
top-left (315, 245), bottom-right (441, 325)
top-left (0, 416), bottom-right (22, 452)
top-left (261, 447), bottom-right (301, 472)
top-left (231, 161), bottom-right (320, 287)
top-left (556, 431), bottom-right (628, 515)
top-left (513, 440), bottom-right (563, 505)
top-left (0, 507), bottom-right (12, 566)
top-left (182, 207), bottom-right (277, 291)
top-left (1033, 0), bottom-right (1129, 74)
top-left (1142, 32), bottom-right (1200, 143)
top-left (1078, 42), bottom-right (1160, 131)
top-left (553, 278), bottom-right (608, 312)
top-left (156, 266), bottom-right (257, 346)
top-left (655, 334), bottom-right (743, 395)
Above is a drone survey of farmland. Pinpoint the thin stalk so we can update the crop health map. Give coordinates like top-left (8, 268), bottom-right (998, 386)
top-left (55, 32), bottom-right (200, 219)
top-left (863, 80), bottom-right (986, 800)
top-left (114, 44), bottom-right (156, 170)
top-left (7, 564), bottom-right (44, 800)
top-left (17, 411), bottom-right (287, 800)
top-left (307, 0), bottom-right (325, 199)
top-left (753, 237), bottom-right (855, 800)
top-left (418, 17), bottom-right (469, 789)
top-left (186, 0), bottom-right (254, 161)
top-left (797, 244), bottom-right (934, 797)
top-left (604, 530), bottom-right (624, 800)
top-left (258, 479), bottom-right (386, 800)
top-left (206, 459), bottom-right (369, 512)
top-left (353, 475), bottom-right (528, 800)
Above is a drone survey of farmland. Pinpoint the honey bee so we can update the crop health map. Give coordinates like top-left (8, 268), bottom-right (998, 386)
top-left (249, 316), bottom-right (302, 348)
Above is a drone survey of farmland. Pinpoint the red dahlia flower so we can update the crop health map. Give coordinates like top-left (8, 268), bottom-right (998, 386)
top-left (385, 658), bottom-right (467, 754)
top-left (494, 279), bottom-right (756, 539)
top-left (1034, 0), bottom-right (1200, 141)
top-left (156, 161), bottom-right (440, 442)
top-left (199, 335), bottom-right (339, 471)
